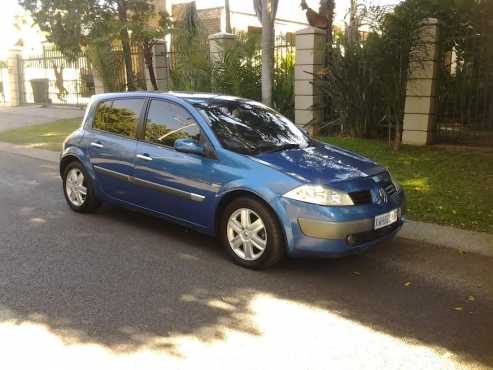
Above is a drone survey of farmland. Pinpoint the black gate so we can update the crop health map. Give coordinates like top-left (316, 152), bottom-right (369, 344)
top-left (435, 32), bottom-right (493, 146)
top-left (20, 47), bottom-right (95, 106)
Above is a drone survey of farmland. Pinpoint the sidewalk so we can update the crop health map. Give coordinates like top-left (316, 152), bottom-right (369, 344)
top-left (0, 105), bottom-right (84, 133)
top-left (0, 141), bottom-right (491, 257)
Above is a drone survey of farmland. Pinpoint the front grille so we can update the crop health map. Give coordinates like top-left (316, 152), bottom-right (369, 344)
top-left (383, 182), bottom-right (397, 196)
top-left (374, 172), bottom-right (397, 197)
top-left (349, 190), bottom-right (372, 205)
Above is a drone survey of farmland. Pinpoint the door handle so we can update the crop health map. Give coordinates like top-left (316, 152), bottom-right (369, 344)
top-left (136, 154), bottom-right (153, 161)
top-left (90, 142), bottom-right (104, 149)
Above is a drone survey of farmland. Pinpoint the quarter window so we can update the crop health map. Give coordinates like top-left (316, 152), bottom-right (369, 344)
top-left (144, 100), bottom-right (201, 147)
top-left (93, 99), bottom-right (145, 138)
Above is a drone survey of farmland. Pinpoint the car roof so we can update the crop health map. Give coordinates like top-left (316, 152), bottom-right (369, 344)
top-left (91, 91), bottom-right (258, 107)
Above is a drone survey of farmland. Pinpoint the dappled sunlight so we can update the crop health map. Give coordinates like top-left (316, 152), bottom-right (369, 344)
top-left (40, 131), bottom-right (65, 138)
top-left (25, 142), bottom-right (51, 148)
top-left (29, 217), bottom-right (47, 224)
top-left (0, 293), bottom-right (475, 370)
top-left (402, 177), bottom-right (431, 193)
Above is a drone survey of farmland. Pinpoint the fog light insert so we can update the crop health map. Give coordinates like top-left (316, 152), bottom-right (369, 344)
top-left (346, 235), bottom-right (355, 246)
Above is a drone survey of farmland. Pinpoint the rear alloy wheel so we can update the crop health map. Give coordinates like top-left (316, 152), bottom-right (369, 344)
top-left (221, 197), bottom-right (285, 269)
top-left (63, 161), bottom-right (100, 213)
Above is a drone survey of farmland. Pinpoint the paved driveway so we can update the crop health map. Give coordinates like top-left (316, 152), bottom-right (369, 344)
top-left (0, 105), bottom-right (84, 132)
top-left (0, 152), bottom-right (492, 370)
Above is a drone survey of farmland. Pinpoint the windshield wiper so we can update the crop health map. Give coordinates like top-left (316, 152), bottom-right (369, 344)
top-left (264, 143), bottom-right (301, 153)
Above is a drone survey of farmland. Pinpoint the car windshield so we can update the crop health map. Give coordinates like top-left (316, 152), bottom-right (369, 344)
top-left (193, 100), bottom-right (311, 155)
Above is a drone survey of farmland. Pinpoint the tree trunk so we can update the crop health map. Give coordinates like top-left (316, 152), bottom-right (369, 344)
top-left (225, 0), bottom-right (232, 33)
top-left (260, 0), bottom-right (274, 107)
top-left (347, 0), bottom-right (359, 46)
top-left (117, 0), bottom-right (136, 91)
top-left (319, 0), bottom-right (335, 48)
top-left (144, 44), bottom-right (158, 91)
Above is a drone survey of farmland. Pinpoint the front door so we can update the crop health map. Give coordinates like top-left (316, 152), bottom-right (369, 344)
top-left (132, 99), bottom-right (218, 228)
top-left (87, 98), bottom-right (145, 202)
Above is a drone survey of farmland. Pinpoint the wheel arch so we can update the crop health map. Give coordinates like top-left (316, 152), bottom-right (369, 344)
top-left (214, 189), bottom-right (288, 247)
top-left (59, 146), bottom-right (94, 179)
top-left (59, 154), bottom-right (81, 177)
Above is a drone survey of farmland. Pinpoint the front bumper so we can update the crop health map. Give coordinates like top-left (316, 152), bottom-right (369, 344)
top-left (278, 190), bottom-right (406, 258)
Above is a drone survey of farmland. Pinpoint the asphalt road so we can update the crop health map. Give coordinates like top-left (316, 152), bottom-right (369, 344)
top-left (0, 152), bottom-right (492, 370)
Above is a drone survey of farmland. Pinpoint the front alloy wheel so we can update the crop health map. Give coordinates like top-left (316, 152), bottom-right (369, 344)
top-left (221, 197), bottom-right (285, 269)
top-left (227, 208), bottom-right (268, 261)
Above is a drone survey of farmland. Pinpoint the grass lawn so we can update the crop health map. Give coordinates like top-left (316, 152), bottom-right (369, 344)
top-left (0, 118), bottom-right (81, 152)
top-left (320, 137), bottom-right (493, 234)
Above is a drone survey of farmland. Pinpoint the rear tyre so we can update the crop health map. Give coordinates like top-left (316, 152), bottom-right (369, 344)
top-left (62, 161), bottom-right (100, 213)
top-left (220, 197), bottom-right (285, 269)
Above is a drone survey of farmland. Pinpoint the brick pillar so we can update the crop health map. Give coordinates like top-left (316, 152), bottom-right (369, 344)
top-left (93, 73), bottom-right (105, 94)
top-left (295, 27), bottom-right (325, 136)
top-left (208, 32), bottom-right (236, 63)
top-left (7, 49), bottom-right (22, 106)
top-left (402, 18), bottom-right (439, 145)
top-left (145, 41), bottom-right (169, 91)
top-left (208, 32), bottom-right (236, 91)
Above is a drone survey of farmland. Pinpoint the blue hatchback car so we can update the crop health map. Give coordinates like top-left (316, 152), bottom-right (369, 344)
top-left (60, 92), bottom-right (405, 269)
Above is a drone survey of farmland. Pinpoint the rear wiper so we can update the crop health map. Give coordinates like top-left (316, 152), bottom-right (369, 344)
top-left (265, 143), bottom-right (301, 153)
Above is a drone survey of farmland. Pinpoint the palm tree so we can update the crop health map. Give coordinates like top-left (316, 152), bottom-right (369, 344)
top-left (225, 0), bottom-right (232, 33)
top-left (319, 0), bottom-right (335, 48)
top-left (254, 0), bottom-right (279, 107)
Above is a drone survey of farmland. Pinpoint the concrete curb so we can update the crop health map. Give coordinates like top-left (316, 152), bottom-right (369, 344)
top-left (399, 220), bottom-right (493, 258)
top-left (0, 141), bottom-right (492, 257)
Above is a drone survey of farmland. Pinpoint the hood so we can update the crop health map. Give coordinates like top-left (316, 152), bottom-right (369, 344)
top-left (252, 142), bottom-right (382, 184)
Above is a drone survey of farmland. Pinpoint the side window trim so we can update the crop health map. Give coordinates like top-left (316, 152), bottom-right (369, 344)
top-left (90, 97), bottom-right (147, 140)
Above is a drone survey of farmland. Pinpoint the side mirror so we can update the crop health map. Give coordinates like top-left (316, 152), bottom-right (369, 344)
top-left (174, 138), bottom-right (205, 156)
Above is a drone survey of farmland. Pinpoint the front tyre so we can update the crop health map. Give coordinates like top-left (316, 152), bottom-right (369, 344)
top-left (220, 197), bottom-right (285, 269)
top-left (62, 161), bottom-right (100, 213)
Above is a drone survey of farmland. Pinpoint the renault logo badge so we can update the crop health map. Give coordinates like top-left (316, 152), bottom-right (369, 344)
top-left (378, 187), bottom-right (388, 203)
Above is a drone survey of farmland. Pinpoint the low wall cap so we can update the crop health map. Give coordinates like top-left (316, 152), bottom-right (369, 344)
top-left (422, 18), bottom-right (439, 25)
top-left (208, 32), bottom-right (236, 40)
top-left (296, 27), bottom-right (326, 36)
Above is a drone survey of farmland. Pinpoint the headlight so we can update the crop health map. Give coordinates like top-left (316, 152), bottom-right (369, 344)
top-left (283, 184), bottom-right (354, 206)
top-left (390, 173), bottom-right (401, 192)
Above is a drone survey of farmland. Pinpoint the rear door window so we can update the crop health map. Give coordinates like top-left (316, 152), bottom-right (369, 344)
top-left (93, 99), bottom-right (145, 138)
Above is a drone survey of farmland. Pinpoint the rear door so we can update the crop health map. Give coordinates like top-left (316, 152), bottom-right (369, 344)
top-left (86, 98), bottom-right (146, 202)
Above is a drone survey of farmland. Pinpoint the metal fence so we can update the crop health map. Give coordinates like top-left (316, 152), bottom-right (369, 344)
top-left (435, 34), bottom-right (493, 146)
top-left (20, 47), bottom-right (95, 106)
top-left (19, 44), bottom-right (147, 106)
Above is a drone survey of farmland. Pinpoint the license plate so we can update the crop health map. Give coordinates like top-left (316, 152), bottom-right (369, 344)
top-left (374, 209), bottom-right (399, 230)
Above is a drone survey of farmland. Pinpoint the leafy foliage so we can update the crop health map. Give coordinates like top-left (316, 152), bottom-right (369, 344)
top-left (209, 32), bottom-right (294, 119)
top-left (318, 0), bottom-right (493, 148)
top-left (273, 51), bottom-right (295, 121)
top-left (211, 33), bottom-right (262, 100)
top-left (19, 0), bottom-right (166, 91)
top-left (169, 2), bottom-right (211, 92)
top-left (19, 0), bottom-right (96, 61)
top-left (316, 3), bottom-right (426, 147)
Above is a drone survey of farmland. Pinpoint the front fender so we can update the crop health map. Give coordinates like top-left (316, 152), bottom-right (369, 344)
top-left (212, 182), bottom-right (295, 252)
